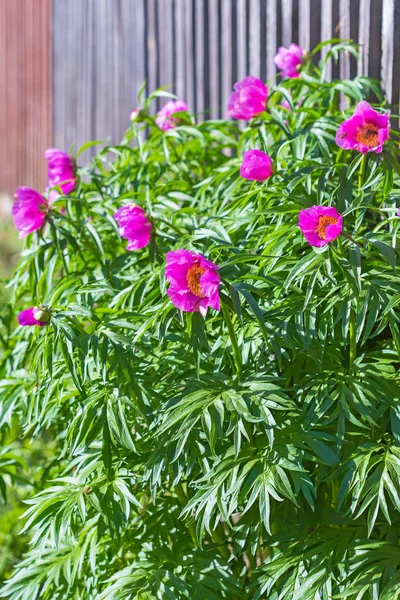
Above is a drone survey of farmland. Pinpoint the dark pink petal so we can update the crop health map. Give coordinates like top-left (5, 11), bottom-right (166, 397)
top-left (198, 254), bottom-right (220, 272)
top-left (18, 307), bottom-right (48, 327)
top-left (228, 77), bottom-right (268, 120)
top-left (298, 205), bottom-right (343, 247)
top-left (167, 284), bottom-right (200, 312)
top-left (155, 100), bottom-right (189, 131)
top-left (114, 204), bottom-right (152, 251)
top-left (199, 270), bottom-right (221, 311)
top-left (274, 44), bottom-right (304, 78)
top-left (336, 102), bottom-right (390, 154)
top-left (12, 187), bottom-right (48, 238)
top-left (44, 148), bottom-right (76, 198)
top-left (165, 249), bottom-right (220, 314)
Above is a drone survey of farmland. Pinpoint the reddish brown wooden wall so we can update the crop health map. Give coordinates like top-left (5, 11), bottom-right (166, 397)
top-left (0, 0), bottom-right (51, 195)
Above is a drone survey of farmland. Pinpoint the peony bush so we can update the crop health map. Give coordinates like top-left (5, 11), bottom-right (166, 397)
top-left (1, 40), bottom-right (400, 599)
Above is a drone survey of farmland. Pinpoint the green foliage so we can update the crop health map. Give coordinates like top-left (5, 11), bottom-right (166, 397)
top-left (1, 41), bottom-right (400, 599)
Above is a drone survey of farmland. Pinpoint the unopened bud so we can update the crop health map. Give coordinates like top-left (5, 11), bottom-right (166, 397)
top-left (33, 305), bottom-right (51, 323)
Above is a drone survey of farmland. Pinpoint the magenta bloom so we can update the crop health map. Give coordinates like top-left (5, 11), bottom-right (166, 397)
top-left (397, 208), bottom-right (400, 217)
top-left (298, 205), bottom-right (343, 247)
top-left (155, 100), bottom-right (189, 131)
top-left (228, 76), bottom-right (268, 120)
top-left (12, 187), bottom-right (48, 238)
top-left (165, 249), bottom-right (220, 315)
top-left (114, 204), bottom-right (152, 250)
top-left (18, 307), bottom-right (49, 327)
top-left (240, 150), bottom-right (273, 181)
top-left (274, 44), bottom-right (304, 78)
top-left (44, 149), bottom-right (76, 201)
top-left (336, 101), bottom-right (390, 155)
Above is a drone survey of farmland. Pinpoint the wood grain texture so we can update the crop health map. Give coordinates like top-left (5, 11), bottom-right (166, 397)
top-left (4, 0), bottom-right (400, 192)
top-left (0, 0), bottom-right (51, 194)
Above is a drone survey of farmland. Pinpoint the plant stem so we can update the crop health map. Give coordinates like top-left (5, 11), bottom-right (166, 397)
top-left (156, 218), bottom-right (186, 237)
top-left (349, 308), bottom-right (357, 368)
top-left (174, 482), bottom-right (198, 547)
top-left (221, 302), bottom-right (242, 380)
top-left (212, 521), bottom-right (231, 561)
top-left (358, 154), bottom-right (368, 193)
top-left (341, 231), bottom-right (361, 247)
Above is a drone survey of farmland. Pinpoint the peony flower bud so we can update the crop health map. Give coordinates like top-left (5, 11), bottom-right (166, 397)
top-left (274, 44), bottom-right (305, 78)
top-left (228, 76), bottom-right (268, 120)
top-left (18, 305), bottom-right (50, 327)
top-left (114, 204), bottom-right (152, 250)
top-left (44, 149), bottom-right (76, 202)
top-left (240, 150), bottom-right (273, 181)
top-left (155, 100), bottom-right (189, 131)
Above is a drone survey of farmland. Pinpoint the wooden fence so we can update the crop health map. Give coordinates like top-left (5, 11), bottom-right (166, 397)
top-left (1, 0), bottom-right (399, 194)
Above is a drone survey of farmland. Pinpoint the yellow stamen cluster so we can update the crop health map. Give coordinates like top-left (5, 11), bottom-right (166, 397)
top-left (356, 122), bottom-right (379, 148)
top-left (186, 264), bottom-right (206, 297)
top-left (316, 215), bottom-right (338, 240)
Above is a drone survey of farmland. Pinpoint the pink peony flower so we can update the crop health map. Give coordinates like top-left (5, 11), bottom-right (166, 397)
top-left (240, 150), bottom-right (273, 181)
top-left (155, 100), bottom-right (189, 131)
top-left (18, 306), bottom-right (49, 327)
top-left (397, 208), bottom-right (400, 217)
top-left (298, 205), bottom-right (343, 247)
top-left (12, 187), bottom-right (48, 238)
top-left (335, 101), bottom-right (390, 154)
top-left (44, 149), bottom-right (76, 202)
top-left (274, 44), bottom-right (304, 78)
top-left (228, 76), bottom-right (268, 120)
top-left (165, 249), bottom-right (220, 315)
top-left (114, 204), bottom-right (152, 250)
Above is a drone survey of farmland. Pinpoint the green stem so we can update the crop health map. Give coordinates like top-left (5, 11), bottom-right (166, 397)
top-left (156, 217), bottom-right (186, 237)
top-left (349, 308), bottom-right (357, 368)
top-left (358, 154), bottom-right (368, 193)
top-left (341, 231), bottom-right (361, 247)
top-left (174, 482), bottom-right (198, 547)
top-left (221, 302), bottom-right (242, 380)
top-left (212, 521), bottom-right (231, 561)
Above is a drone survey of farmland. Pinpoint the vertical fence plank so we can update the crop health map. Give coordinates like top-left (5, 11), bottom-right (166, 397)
top-left (194, 0), bottom-right (205, 118)
top-left (309, 0), bottom-right (321, 54)
top-left (146, 0), bottom-right (158, 114)
top-left (281, 0), bottom-right (293, 46)
top-left (358, 0), bottom-right (371, 75)
top-left (382, 0), bottom-right (394, 103)
top-left (221, 0), bottom-right (233, 114)
top-left (338, 0), bottom-right (351, 106)
top-left (184, 0), bottom-right (195, 114)
top-left (249, 0), bottom-right (261, 77)
top-left (266, 0), bottom-right (277, 81)
top-left (157, 0), bottom-right (174, 92)
top-left (320, 0), bottom-right (333, 79)
top-left (368, 0), bottom-right (383, 82)
top-left (298, 0), bottom-right (311, 50)
top-left (236, 0), bottom-right (247, 80)
top-left (174, 0), bottom-right (186, 101)
top-left (208, 0), bottom-right (220, 118)
top-left (0, 0), bottom-right (51, 194)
